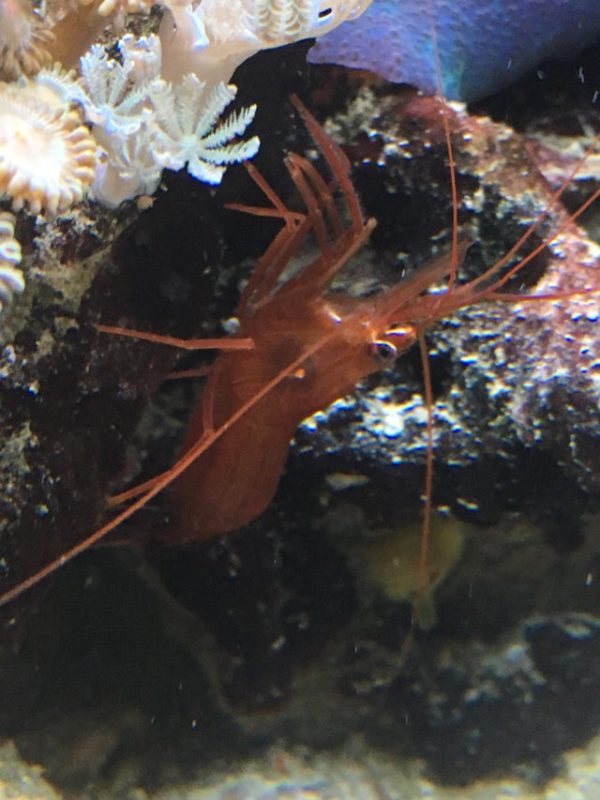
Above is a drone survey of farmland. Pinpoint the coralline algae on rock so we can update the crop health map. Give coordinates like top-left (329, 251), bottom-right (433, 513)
top-left (294, 86), bottom-right (600, 524)
top-left (309, 0), bottom-right (600, 101)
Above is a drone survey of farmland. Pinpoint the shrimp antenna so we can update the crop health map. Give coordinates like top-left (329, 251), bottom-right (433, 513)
top-left (426, 0), bottom-right (460, 291)
top-left (411, 0), bottom-right (461, 611)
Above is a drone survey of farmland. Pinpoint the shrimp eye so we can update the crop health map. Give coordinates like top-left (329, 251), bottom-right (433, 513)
top-left (371, 340), bottom-right (398, 365)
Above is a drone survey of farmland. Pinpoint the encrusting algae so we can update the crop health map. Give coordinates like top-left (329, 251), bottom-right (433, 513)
top-left (357, 515), bottom-right (466, 630)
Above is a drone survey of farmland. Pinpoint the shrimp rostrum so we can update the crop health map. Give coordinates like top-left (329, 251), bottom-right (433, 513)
top-left (2, 96), bottom-right (598, 607)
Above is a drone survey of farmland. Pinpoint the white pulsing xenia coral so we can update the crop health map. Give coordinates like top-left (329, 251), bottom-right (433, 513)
top-left (78, 38), bottom-right (165, 205)
top-left (76, 36), bottom-right (260, 205)
top-left (118, 33), bottom-right (163, 83)
top-left (79, 40), bottom-right (155, 204)
top-left (149, 76), bottom-right (259, 183)
top-left (91, 115), bottom-right (163, 207)
top-left (80, 43), bottom-right (154, 135)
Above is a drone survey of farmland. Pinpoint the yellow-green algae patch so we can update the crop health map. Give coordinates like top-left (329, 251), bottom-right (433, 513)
top-left (356, 515), bottom-right (467, 629)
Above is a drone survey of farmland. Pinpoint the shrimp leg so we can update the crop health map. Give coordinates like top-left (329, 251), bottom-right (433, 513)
top-left (105, 333), bottom-right (225, 508)
top-left (95, 324), bottom-right (254, 351)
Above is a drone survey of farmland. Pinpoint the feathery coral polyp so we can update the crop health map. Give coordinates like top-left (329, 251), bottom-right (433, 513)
top-left (149, 77), bottom-right (259, 184)
top-left (0, 80), bottom-right (98, 215)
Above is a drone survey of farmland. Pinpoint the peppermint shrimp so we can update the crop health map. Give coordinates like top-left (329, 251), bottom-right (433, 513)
top-left (1, 91), bottom-right (599, 611)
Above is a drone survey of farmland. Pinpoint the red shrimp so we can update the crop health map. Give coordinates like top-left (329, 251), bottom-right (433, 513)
top-left (0, 94), bottom-right (599, 610)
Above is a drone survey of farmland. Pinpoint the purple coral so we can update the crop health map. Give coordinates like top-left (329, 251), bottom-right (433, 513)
top-left (309, 0), bottom-right (600, 101)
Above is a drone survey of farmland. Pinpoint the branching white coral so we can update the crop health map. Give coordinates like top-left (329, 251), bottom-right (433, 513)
top-left (149, 76), bottom-right (259, 183)
top-left (0, 211), bottom-right (24, 312)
